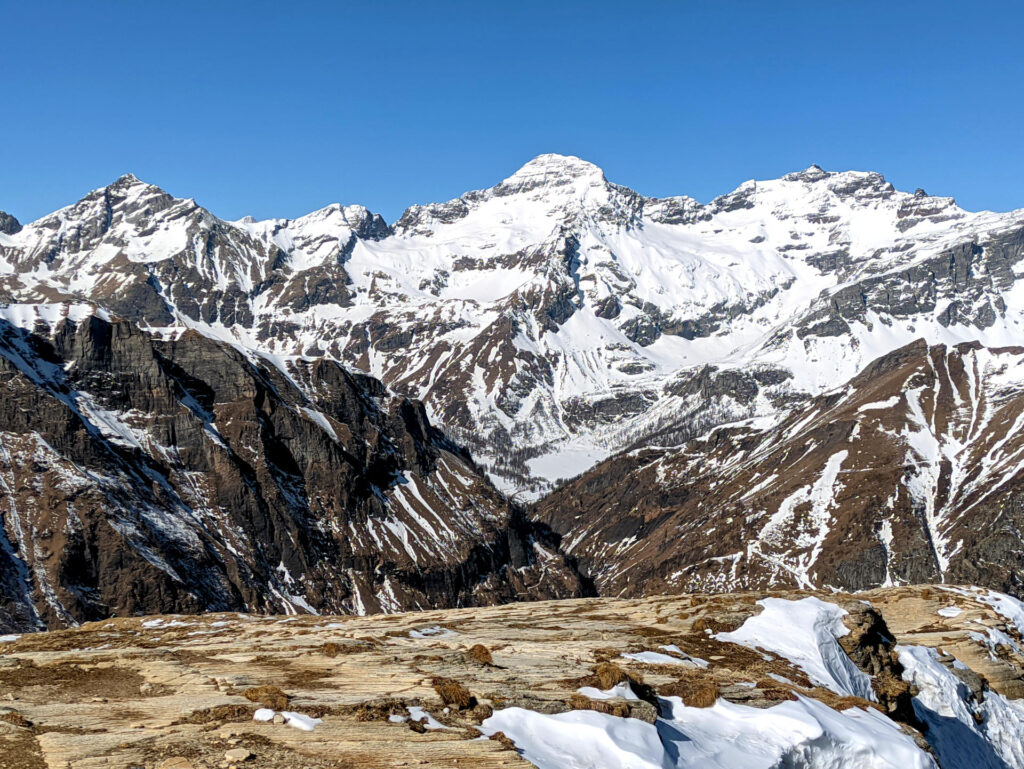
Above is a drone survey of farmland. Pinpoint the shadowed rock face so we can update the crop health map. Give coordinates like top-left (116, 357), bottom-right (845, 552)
top-left (534, 340), bottom-right (1024, 599)
top-left (0, 212), bottom-right (20, 235)
top-left (0, 311), bottom-right (587, 633)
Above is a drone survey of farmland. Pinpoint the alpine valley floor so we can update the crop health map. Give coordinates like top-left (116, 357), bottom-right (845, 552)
top-left (2, 585), bottom-right (1024, 769)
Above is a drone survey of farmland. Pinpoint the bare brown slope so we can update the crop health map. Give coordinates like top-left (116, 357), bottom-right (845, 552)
top-left (534, 340), bottom-right (1024, 598)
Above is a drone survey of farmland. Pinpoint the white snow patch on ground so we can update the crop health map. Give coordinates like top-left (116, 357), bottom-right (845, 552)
top-left (406, 706), bottom-right (450, 730)
top-left (621, 650), bottom-right (698, 666)
top-left (858, 396), bottom-right (901, 412)
top-left (482, 707), bottom-right (666, 769)
top-left (576, 682), bottom-right (640, 701)
top-left (661, 644), bottom-right (709, 668)
top-left (716, 597), bottom-right (875, 699)
top-left (251, 709), bottom-right (321, 731)
top-left (280, 711), bottom-right (321, 731)
top-left (409, 625), bottom-right (456, 639)
top-left (976, 589), bottom-right (1024, 638)
top-left (525, 445), bottom-right (611, 487)
top-left (480, 694), bottom-right (937, 769)
top-left (937, 606), bottom-right (963, 618)
top-left (387, 706), bottom-right (450, 730)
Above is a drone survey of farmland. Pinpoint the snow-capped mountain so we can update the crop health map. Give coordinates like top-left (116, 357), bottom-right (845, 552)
top-left (3, 155), bottom-right (1024, 619)
top-left (2, 155), bottom-right (1022, 502)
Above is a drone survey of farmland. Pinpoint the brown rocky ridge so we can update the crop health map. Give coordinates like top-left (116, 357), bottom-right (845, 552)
top-left (534, 339), bottom-right (1024, 599)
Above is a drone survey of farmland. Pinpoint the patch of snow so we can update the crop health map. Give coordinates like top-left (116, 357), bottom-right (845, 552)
top-left (976, 589), bottom-right (1024, 638)
top-left (480, 693), bottom-right (937, 769)
top-left (622, 650), bottom-right (700, 667)
top-left (937, 606), bottom-right (963, 618)
top-left (281, 711), bottom-right (321, 731)
top-left (716, 597), bottom-right (875, 700)
top-left (576, 682), bottom-right (639, 701)
top-left (409, 625), bottom-right (456, 639)
top-left (406, 706), bottom-right (450, 730)
top-left (661, 644), bottom-right (709, 668)
top-left (858, 397), bottom-right (901, 412)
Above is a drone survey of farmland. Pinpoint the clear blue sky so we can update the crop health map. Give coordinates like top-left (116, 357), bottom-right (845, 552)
top-left (3, 1), bottom-right (1022, 224)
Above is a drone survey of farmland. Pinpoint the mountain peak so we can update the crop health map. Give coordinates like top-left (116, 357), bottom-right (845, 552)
top-left (514, 153), bottom-right (604, 176)
top-left (497, 154), bottom-right (607, 194)
top-left (0, 210), bottom-right (22, 235)
top-left (782, 164), bottom-right (832, 183)
top-left (98, 173), bottom-right (170, 203)
top-left (108, 172), bottom-right (150, 189)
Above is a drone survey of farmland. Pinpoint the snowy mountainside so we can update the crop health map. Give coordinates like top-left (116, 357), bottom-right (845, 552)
top-left (3, 156), bottom-right (1023, 497)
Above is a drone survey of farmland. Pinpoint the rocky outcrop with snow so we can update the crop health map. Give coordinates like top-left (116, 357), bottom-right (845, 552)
top-left (3, 586), bottom-right (1020, 768)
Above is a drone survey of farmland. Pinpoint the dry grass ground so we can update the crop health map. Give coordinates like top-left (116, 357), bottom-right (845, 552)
top-left (0, 586), bottom-right (1020, 768)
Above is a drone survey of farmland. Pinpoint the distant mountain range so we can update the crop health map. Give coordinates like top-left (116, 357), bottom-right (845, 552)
top-left (2, 155), bottom-right (1023, 629)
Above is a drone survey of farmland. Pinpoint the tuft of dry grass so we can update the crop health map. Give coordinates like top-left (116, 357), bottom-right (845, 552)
top-left (330, 698), bottom-right (405, 722)
top-left (692, 614), bottom-right (747, 634)
top-left (471, 702), bottom-right (494, 723)
top-left (0, 728), bottom-right (46, 769)
top-left (241, 685), bottom-right (290, 710)
top-left (594, 662), bottom-right (629, 689)
top-left (568, 693), bottom-right (632, 718)
top-left (875, 672), bottom-right (911, 701)
top-left (317, 641), bottom-right (375, 657)
top-left (587, 662), bottom-right (661, 707)
top-left (0, 711), bottom-right (33, 728)
top-left (432, 677), bottom-right (476, 709)
top-left (804, 687), bottom-right (882, 713)
top-left (176, 705), bottom-right (256, 724)
top-left (489, 731), bottom-right (518, 751)
top-left (320, 642), bottom-right (342, 658)
top-left (658, 673), bottom-right (720, 708)
top-left (465, 644), bottom-right (494, 666)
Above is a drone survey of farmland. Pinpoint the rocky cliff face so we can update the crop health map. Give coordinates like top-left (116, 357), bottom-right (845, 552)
top-left (0, 306), bottom-right (586, 633)
top-left (534, 340), bottom-right (1024, 598)
top-left (0, 212), bottom-right (20, 236)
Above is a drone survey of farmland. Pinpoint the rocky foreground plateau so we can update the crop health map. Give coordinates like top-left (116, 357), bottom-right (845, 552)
top-left (1, 585), bottom-right (1023, 769)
